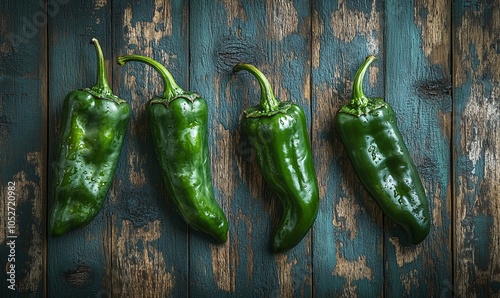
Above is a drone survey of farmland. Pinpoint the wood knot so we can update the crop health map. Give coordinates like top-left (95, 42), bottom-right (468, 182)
top-left (63, 265), bottom-right (93, 287)
top-left (416, 79), bottom-right (451, 100)
top-left (215, 36), bottom-right (261, 72)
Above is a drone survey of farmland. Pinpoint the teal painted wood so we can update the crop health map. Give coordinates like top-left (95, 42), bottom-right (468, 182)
top-left (311, 0), bottom-right (385, 296)
top-left (47, 1), bottom-right (113, 296)
top-left (111, 0), bottom-right (189, 296)
top-left (3, 0), bottom-right (499, 296)
top-left (385, 0), bottom-right (452, 296)
top-left (0, 1), bottom-right (47, 296)
top-left (453, 0), bottom-right (500, 296)
top-left (189, 0), bottom-right (313, 296)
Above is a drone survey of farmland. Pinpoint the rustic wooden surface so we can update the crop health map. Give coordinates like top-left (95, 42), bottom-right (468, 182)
top-left (0, 0), bottom-right (499, 296)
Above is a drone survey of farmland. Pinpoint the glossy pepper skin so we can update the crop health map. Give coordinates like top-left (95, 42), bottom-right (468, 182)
top-left (233, 63), bottom-right (319, 253)
top-left (335, 56), bottom-right (430, 244)
top-left (117, 55), bottom-right (228, 243)
top-left (49, 38), bottom-right (131, 237)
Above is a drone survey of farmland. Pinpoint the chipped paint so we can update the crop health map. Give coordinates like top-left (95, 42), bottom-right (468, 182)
top-left (111, 219), bottom-right (175, 296)
top-left (128, 151), bottom-right (147, 187)
top-left (9, 157), bottom-right (43, 292)
top-left (388, 237), bottom-right (422, 267)
top-left (221, 0), bottom-right (247, 27)
top-left (93, 0), bottom-right (107, 9)
top-left (431, 181), bottom-right (446, 228)
top-left (415, 0), bottom-right (450, 73)
top-left (333, 196), bottom-right (361, 240)
top-left (400, 268), bottom-right (420, 296)
top-left (311, 9), bottom-right (323, 69)
top-left (454, 4), bottom-right (500, 87)
top-left (265, 0), bottom-right (299, 41)
top-left (213, 123), bottom-right (235, 202)
top-left (456, 80), bottom-right (500, 295)
top-left (210, 240), bottom-right (235, 292)
top-left (330, 0), bottom-right (381, 52)
top-left (235, 211), bottom-right (254, 279)
top-left (123, 0), bottom-right (173, 56)
top-left (332, 242), bottom-right (373, 289)
top-left (276, 254), bottom-right (298, 297)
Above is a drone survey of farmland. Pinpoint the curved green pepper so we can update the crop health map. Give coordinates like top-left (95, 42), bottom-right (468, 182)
top-left (233, 63), bottom-right (319, 253)
top-left (50, 38), bottom-right (131, 237)
top-left (335, 56), bottom-right (430, 244)
top-left (117, 55), bottom-right (228, 243)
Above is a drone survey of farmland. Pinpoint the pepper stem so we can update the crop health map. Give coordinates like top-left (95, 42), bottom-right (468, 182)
top-left (117, 54), bottom-right (184, 99)
top-left (233, 63), bottom-right (280, 113)
top-left (350, 55), bottom-right (377, 107)
top-left (90, 38), bottom-right (113, 97)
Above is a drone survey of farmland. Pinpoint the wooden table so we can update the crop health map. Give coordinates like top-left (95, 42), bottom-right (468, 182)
top-left (1, 0), bottom-right (499, 296)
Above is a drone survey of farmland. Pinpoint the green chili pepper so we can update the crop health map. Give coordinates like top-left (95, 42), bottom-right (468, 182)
top-left (117, 55), bottom-right (228, 243)
top-left (49, 38), bottom-right (131, 237)
top-left (233, 63), bottom-right (319, 253)
top-left (335, 55), bottom-right (430, 244)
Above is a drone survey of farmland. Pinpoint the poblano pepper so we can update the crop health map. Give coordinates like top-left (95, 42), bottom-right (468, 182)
top-left (335, 56), bottom-right (430, 244)
top-left (233, 63), bottom-right (319, 253)
top-left (50, 38), bottom-right (131, 237)
top-left (117, 55), bottom-right (228, 243)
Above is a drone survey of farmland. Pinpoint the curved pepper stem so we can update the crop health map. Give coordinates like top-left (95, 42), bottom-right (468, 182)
top-left (117, 54), bottom-right (184, 99)
top-left (89, 38), bottom-right (114, 97)
top-left (350, 55), bottom-right (376, 107)
top-left (339, 55), bottom-right (385, 117)
top-left (233, 63), bottom-right (280, 113)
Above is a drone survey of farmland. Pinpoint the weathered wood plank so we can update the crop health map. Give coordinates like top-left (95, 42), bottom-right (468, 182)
top-left (47, 0), bottom-right (113, 296)
top-left (0, 1), bottom-right (47, 296)
top-left (189, 0), bottom-right (313, 296)
top-left (311, 0), bottom-right (385, 296)
top-left (385, 0), bottom-right (452, 296)
top-left (454, 0), bottom-right (500, 296)
top-left (111, 0), bottom-right (189, 296)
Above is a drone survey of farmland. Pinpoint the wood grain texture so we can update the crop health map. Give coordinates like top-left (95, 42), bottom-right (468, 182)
top-left (311, 0), bottom-right (385, 296)
top-left (112, 0), bottom-right (189, 296)
top-left (1, 0), bottom-right (499, 296)
top-left (454, 0), bottom-right (500, 296)
top-left (385, 0), bottom-right (452, 296)
top-left (47, 0), bottom-right (112, 296)
top-left (189, 0), bottom-right (313, 296)
top-left (0, 0), bottom-right (48, 296)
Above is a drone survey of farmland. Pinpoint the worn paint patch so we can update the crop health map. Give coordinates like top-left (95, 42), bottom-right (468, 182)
top-left (311, 9), bottom-right (323, 69)
top-left (400, 268), bottom-right (420, 296)
top-left (276, 254), bottom-right (298, 297)
top-left (213, 123), bottom-right (235, 203)
top-left (234, 211), bottom-right (254, 279)
top-left (312, 83), bottom-right (337, 200)
top-left (111, 219), bottom-right (175, 296)
top-left (457, 82), bottom-right (500, 293)
top-left (93, 0), bottom-right (107, 9)
top-left (123, 0), bottom-right (172, 52)
top-left (128, 151), bottom-right (147, 187)
top-left (18, 152), bottom-right (43, 292)
top-left (415, 0), bottom-right (450, 73)
top-left (388, 237), bottom-right (422, 267)
top-left (265, 0), bottom-right (299, 41)
top-left (221, 0), bottom-right (247, 27)
top-left (330, 0), bottom-right (381, 53)
top-left (210, 240), bottom-right (235, 292)
top-left (2, 161), bottom-right (43, 292)
top-left (333, 196), bottom-right (361, 240)
top-left (332, 241), bottom-right (373, 292)
top-left (454, 4), bottom-right (500, 87)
